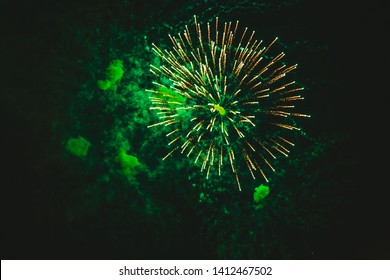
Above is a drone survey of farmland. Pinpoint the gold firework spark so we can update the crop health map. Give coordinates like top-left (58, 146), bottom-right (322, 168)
top-left (147, 16), bottom-right (310, 191)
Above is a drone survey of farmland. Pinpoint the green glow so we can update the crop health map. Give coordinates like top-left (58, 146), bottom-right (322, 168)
top-left (65, 136), bottom-right (91, 157)
top-left (97, 80), bottom-right (112, 90)
top-left (115, 148), bottom-right (140, 177)
top-left (253, 184), bottom-right (270, 203)
top-left (98, 59), bottom-right (124, 91)
top-left (214, 104), bottom-right (226, 116)
top-left (106, 59), bottom-right (124, 83)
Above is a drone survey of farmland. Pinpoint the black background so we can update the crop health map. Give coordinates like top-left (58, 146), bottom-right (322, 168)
top-left (1, 0), bottom-right (388, 259)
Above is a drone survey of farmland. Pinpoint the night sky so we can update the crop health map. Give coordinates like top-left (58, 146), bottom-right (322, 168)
top-left (1, 0), bottom-right (388, 259)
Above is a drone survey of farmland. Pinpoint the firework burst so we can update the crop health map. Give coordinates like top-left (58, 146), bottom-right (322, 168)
top-left (147, 16), bottom-right (310, 190)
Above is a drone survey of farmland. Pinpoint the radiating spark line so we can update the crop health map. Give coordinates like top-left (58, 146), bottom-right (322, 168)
top-left (163, 146), bottom-right (179, 160)
top-left (272, 123), bottom-right (301, 130)
top-left (254, 160), bottom-right (269, 182)
top-left (278, 136), bottom-right (295, 146)
top-left (168, 136), bottom-right (181, 146)
top-left (261, 155), bottom-right (275, 171)
top-left (270, 139), bottom-right (290, 154)
top-left (235, 174), bottom-right (242, 191)
top-left (166, 129), bottom-right (179, 137)
top-left (195, 150), bottom-right (203, 163)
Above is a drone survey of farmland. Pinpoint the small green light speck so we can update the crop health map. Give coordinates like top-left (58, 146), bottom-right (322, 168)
top-left (214, 104), bottom-right (226, 116)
